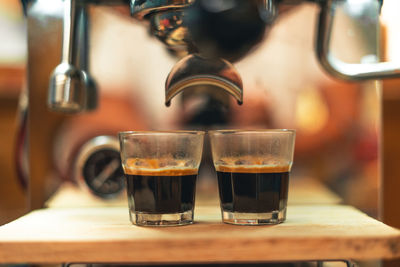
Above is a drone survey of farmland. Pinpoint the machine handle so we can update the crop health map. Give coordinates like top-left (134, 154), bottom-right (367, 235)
top-left (316, 0), bottom-right (400, 81)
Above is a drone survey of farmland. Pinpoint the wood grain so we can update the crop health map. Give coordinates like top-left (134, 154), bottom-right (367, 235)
top-left (0, 205), bottom-right (399, 264)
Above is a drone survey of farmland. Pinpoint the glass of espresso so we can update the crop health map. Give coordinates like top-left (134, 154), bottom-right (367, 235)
top-left (209, 129), bottom-right (295, 225)
top-left (119, 131), bottom-right (205, 226)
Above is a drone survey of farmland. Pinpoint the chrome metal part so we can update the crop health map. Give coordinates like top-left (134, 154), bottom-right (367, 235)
top-left (48, 0), bottom-right (97, 113)
top-left (150, 10), bottom-right (190, 55)
top-left (48, 0), bottom-right (85, 112)
top-left (262, 0), bottom-right (278, 23)
top-left (75, 4), bottom-right (97, 110)
top-left (77, 0), bottom-right (129, 5)
top-left (165, 54), bottom-right (243, 106)
top-left (48, 62), bottom-right (86, 112)
top-left (74, 136), bottom-right (124, 199)
top-left (316, 0), bottom-right (400, 80)
top-left (130, 0), bottom-right (193, 19)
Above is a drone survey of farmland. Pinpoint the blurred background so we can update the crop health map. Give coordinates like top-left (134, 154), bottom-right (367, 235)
top-left (0, 0), bottom-right (26, 223)
top-left (0, 0), bottom-right (400, 260)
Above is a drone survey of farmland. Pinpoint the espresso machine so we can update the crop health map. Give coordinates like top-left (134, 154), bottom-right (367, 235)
top-left (20, 0), bottom-right (400, 236)
top-left (43, 0), bottom-right (394, 115)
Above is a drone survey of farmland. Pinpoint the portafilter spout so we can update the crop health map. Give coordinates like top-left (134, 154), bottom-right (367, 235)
top-left (165, 54), bottom-right (243, 107)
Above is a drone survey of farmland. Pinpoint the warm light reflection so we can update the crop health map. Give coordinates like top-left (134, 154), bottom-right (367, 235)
top-left (30, 0), bottom-right (63, 18)
top-left (345, 0), bottom-right (376, 17)
top-left (295, 86), bottom-right (329, 135)
top-left (381, 0), bottom-right (400, 61)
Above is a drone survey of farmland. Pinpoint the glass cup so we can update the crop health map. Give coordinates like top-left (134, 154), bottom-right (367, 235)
top-left (209, 129), bottom-right (295, 225)
top-left (119, 131), bottom-right (205, 226)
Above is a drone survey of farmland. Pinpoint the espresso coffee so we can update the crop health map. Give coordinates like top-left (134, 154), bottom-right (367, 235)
top-left (124, 158), bottom-right (197, 214)
top-left (215, 161), bottom-right (290, 214)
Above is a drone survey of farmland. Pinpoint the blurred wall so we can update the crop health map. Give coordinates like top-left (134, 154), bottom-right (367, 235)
top-left (0, 0), bottom-right (27, 224)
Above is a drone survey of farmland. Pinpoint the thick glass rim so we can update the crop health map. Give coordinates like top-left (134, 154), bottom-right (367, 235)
top-left (208, 129), bottom-right (295, 135)
top-left (119, 130), bottom-right (205, 137)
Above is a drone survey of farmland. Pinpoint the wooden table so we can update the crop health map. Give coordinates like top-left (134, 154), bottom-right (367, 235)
top-left (0, 180), bottom-right (398, 264)
top-left (0, 204), bottom-right (399, 264)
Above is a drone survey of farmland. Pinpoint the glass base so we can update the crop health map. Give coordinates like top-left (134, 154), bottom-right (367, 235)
top-left (129, 210), bottom-right (193, 226)
top-left (221, 208), bottom-right (286, 225)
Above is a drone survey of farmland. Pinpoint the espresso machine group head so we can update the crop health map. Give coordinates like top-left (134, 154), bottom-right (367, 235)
top-left (46, 0), bottom-right (397, 114)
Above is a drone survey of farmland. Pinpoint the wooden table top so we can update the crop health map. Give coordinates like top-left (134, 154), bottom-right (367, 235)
top-left (0, 204), bottom-right (399, 264)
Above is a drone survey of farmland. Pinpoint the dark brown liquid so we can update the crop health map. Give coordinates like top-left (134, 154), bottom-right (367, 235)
top-left (124, 158), bottom-right (198, 214)
top-left (217, 170), bottom-right (289, 213)
top-left (125, 174), bottom-right (197, 213)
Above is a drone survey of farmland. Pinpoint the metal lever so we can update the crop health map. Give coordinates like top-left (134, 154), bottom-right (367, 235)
top-left (75, 5), bottom-right (97, 111)
top-left (316, 0), bottom-right (400, 81)
top-left (48, 0), bottom-right (96, 113)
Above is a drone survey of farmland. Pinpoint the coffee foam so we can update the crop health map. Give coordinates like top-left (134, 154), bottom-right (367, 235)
top-left (214, 156), bottom-right (290, 173)
top-left (124, 158), bottom-right (198, 176)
